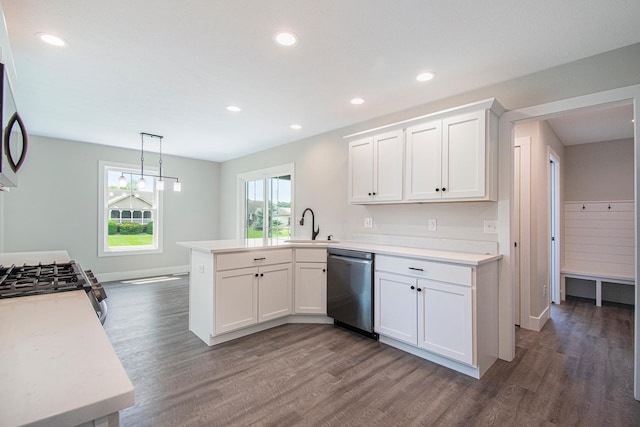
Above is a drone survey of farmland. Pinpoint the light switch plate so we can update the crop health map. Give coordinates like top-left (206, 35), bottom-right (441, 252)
top-left (428, 219), bottom-right (437, 231)
top-left (364, 217), bottom-right (373, 228)
top-left (483, 220), bottom-right (498, 234)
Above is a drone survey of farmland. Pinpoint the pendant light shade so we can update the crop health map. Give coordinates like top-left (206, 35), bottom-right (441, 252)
top-left (137, 176), bottom-right (146, 189)
top-left (157, 179), bottom-right (165, 191)
top-left (118, 173), bottom-right (127, 187)
top-left (173, 181), bottom-right (181, 192)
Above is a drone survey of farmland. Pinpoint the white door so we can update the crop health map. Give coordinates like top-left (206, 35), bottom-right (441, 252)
top-left (373, 130), bottom-right (404, 202)
top-left (405, 121), bottom-right (442, 200)
top-left (258, 263), bottom-right (293, 322)
top-left (294, 262), bottom-right (327, 314)
top-left (549, 151), bottom-right (561, 304)
top-left (442, 110), bottom-right (486, 199)
top-left (514, 137), bottom-right (531, 327)
top-left (215, 268), bottom-right (258, 334)
top-left (374, 272), bottom-right (417, 345)
top-left (348, 137), bottom-right (374, 203)
top-left (417, 279), bottom-right (473, 365)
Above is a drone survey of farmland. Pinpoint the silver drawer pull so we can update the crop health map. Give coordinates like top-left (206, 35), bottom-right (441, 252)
top-left (254, 257), bottom-right (266, 261)
top-left (408, 267), bottom-right (424, 272)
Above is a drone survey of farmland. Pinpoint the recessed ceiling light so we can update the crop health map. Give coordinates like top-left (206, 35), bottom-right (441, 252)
top-left (350, 98), bottom-right (365, 105)
top-left (37, 32), bottom-right (68, 47)
top-left (416, 71), bottom-right (436, 82)
top-left (290, 124), bottom-right (302, 130)
top-left (226, 105), bottom-right (242, 112)
top-left (274, 31), bottom-right (298, 46)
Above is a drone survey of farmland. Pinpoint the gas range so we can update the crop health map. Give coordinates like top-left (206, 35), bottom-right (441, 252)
top-left (0, 260), bottom-right (108, 324)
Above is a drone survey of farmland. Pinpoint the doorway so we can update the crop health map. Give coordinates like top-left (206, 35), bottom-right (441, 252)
top-left (499, 84), bottom-right (640, 399)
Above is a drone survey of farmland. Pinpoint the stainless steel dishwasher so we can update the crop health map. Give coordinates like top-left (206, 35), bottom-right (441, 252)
top-left (327, 248), bottom-right (378, 340)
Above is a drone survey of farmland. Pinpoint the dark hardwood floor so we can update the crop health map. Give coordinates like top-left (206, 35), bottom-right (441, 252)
top-left (103, 277), bottom-right (640, 426)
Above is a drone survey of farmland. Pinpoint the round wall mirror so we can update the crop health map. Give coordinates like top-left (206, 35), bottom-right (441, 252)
top-left (4, 111), bottom-right (28, 173)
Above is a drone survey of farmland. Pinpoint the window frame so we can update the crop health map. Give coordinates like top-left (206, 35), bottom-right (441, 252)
top-left (237, 163), bottom-right (295, 243)
top-left (98, 160), bottom-right (164, 257)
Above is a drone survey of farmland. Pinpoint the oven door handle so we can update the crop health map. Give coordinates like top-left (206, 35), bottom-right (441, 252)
top-left (98, 299), bottom-right (108, 325)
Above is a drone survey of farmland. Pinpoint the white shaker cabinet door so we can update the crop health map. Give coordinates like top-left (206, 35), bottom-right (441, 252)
top-left (294, 262), bottom-right (327, 314)
top-left (215, 268), bottom-right (258, 334)
top-left (373, 130), bottom-right (404, 202)
top-left (348, 137), bottom-right (375, 203)
top-left (405, 120), bottom-right (442, 201)
top-left (441, 110), bottom-right (486, 200)
top-left (417, 279), bottom-right (473, 365)
top-left (258, 263), bottom-right (293, 322)
top-left (374, 272), bottom-right (417, 345)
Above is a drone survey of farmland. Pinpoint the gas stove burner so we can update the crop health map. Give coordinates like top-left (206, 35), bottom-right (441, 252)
top-left (0, 260), bottom-right (88, 298)
top-left (0, 260), bottom-right (108, 324)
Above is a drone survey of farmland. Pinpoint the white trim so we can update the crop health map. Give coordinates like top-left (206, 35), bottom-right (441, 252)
top-left (95, 265), bottom-right (189, 283)
top-left (98, 160), bottom-right (163, 257)
top-left (549, 147), bottom-right (561, 306)
top-left (499, 83), bottom-right (640, 400)
top-left (343, 98), bottom-right (505, 139)
top-left (527, 306), bottom-right (550, 332)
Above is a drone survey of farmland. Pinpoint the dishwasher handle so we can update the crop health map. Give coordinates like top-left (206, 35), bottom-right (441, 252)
top-left (328, 254), bottom-right (373, 266)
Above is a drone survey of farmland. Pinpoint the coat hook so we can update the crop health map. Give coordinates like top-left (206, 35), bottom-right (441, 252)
top-left (608, 204), bottom-right (611, 210)
top-left (582, 204), bottom-right (585, 210)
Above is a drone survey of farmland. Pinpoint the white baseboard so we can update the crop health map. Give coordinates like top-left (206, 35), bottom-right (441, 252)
top-left (96, 265), bottom-right (189, 283)
top-left (523, 306), bottom-right (550, 332)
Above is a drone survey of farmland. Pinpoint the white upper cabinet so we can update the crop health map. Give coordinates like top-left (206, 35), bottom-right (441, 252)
top-left (348, 130), bottom-right (404, 203)
top-left (406, 110), bottom-right (494, 201)
top-left (405, 120), bottom-right (442, 200)
top-left (349, 98), bottom-right (502, 204)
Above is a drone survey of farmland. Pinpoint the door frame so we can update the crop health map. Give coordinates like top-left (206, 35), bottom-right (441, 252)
top-left (548, 148), bottom-right (561, 305)
top-left (513, 137), bottom-right (532, 326)
top-left (497, 83), bottom-right (640, 399)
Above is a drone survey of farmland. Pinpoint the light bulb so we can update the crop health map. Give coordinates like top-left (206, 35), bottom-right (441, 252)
top-left (137, 177), bottom-right (146, 189)
top-left (118, 173), bottom-right (127, 187)
top-left (173, 181), bottom-right (182, 192)
top-left (157, 180), bottom-right (165, 191)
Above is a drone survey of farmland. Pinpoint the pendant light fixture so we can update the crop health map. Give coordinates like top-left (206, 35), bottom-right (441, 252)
top-left (133, 132), bottom-right (181, 192)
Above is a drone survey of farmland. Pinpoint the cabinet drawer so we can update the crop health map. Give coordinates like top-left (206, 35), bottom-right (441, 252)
top-left (216, 249), bottom-right (292, 271)
top-left (375, 255), bottom-right (472, 286)
top-left (295, 249), bottom-right (327, 263)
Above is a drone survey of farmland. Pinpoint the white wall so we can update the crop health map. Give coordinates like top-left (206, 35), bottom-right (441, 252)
top-left (1, 135), bottom-right (219, 278)
top-left (564, 138), bottom-right (635, 304)
top-left (514, 120), bottom-right (564, 324)
top-left (565, 138), bottom-right (634, 201)
top-left (220, 44), bottom-right (639, 250)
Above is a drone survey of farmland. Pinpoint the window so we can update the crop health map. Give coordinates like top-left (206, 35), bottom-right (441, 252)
top-left (98, 161), bottom-right (163, 256)
top-left (238, 164), bottom-right (294, 243)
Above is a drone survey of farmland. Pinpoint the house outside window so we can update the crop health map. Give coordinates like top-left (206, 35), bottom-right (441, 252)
top-left (98, 161), bottom-right (163, 256)
top-left (238, 164), bottom-right (294, 244)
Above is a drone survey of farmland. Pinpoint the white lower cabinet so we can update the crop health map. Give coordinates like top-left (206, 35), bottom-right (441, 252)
top-left (258, 263), bottom-right (293, 322)
top-left (215, 263), bottom-right (292, 335)
top-left (374, 254), bottom-right (497, 378)
top-left (375, 272), bottom-right (417, 344)
top-left (294, 249), bottom-right (327, 314)
top-left (417, 279), bottom-right (473, 365)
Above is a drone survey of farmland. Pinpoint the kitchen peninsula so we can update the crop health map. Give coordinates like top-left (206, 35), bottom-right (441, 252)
top-left (178, 239), bottom-right (501, 378)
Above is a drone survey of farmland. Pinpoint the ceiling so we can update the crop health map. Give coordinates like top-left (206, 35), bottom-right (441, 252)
top-left (1, 1), bottom-right (639, 162)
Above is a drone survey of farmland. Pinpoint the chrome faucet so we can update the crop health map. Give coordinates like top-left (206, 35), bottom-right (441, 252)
top-left (299, 208), bottom-right (320, 240)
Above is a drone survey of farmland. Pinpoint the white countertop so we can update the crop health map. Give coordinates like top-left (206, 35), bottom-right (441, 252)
top-left (0, 250), bottom-right (71, 265)
top-left (177, 239), bottom-right (501, 266)
top-left (0, 251), bottom-right (134, 427)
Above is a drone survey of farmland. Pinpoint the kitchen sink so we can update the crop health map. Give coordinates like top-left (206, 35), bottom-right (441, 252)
top-left (284, 239), bottom-right (339, 244)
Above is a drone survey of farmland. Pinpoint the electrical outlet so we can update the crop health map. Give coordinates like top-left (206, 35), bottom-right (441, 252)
top-left (364, 217), bottom-right (373, 228)
top-left (483, 220), bottom-right (498, 234)
top-left (198, 264), bottom-right (205, 274)
top-left (428, 219), bottom-right (437, 231)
